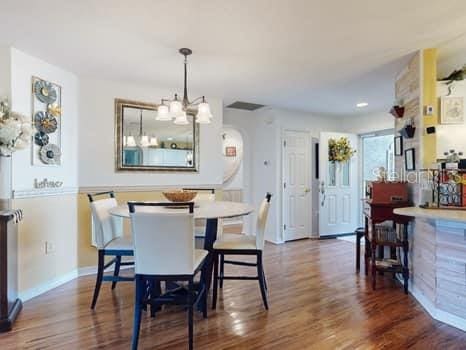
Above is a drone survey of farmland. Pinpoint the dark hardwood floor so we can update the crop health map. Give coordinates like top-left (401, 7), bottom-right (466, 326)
top-left (1, 239), bottom-right (466, 349)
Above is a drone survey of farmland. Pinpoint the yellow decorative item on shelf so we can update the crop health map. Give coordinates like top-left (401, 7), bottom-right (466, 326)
top-left (162, 190), bottom-right (197, 202)
top-left (328, 137), bottom-right (356, 162)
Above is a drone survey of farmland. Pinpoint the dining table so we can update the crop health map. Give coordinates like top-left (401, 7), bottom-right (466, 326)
top-left (109, 200), bottom-right (254, 308)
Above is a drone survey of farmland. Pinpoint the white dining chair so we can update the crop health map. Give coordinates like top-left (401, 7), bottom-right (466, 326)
top-left (183, 188), bottom-right (220, 249)
top-left (129, 201), bottom-right (208, 350)
top-left (87, 191), bottom-right (134, 309)
top-left (212, 193), bottom-right (272, 310)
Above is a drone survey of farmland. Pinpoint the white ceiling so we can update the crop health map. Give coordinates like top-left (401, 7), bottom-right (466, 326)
top-left (1, 0), bottom-right (466, 116)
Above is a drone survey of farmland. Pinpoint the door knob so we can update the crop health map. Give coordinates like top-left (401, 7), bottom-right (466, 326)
top-left (304, 188), bottom-right (311, 193)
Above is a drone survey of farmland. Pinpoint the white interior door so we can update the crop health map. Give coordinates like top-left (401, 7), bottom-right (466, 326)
top-left (282, 130), bottom-right (311, 241)
top-left (319, 132), bottom-right (358, 236)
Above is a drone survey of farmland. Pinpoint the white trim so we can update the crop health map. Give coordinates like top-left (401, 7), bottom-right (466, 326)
top-left (19, 269), bottom-right (78, 301)
top-left (79, 185), bottom-right (222, 193)
top-left (395, 275), bottom-right (466, 332)
top-left (13, 187), bottom-right (79, 199)
top-left (19, 265), bottom-right (133, 302)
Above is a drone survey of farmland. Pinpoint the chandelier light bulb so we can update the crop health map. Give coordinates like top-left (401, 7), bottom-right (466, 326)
top-left (140, 135), bottom-right (150, 147)
top-left (169, 100), bottom-right (183, 117)
top-left (126, 135), bottom-right (136, 147)
top-left (150, 136), bottom-right (159, 146)
top-left (173, 111), bottom-right (189, 125)
top-left (196, 102), bottom-right (212, 123)
top-left (156, 104), bottom-right (171, 121)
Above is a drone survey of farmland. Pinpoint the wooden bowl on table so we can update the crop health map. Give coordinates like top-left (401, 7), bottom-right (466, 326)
top-left (162, 190), bottom-right (197, 203)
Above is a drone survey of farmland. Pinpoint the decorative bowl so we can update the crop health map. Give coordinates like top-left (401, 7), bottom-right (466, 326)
top-left (163, 190), bottom-right (197, 202)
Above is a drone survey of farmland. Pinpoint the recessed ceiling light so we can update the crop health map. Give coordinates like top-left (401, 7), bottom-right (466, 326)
top-left (356, 102), bottom-right (368, 108)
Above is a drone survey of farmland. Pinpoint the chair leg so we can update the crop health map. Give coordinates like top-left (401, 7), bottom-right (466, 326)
top-left (112, 255), bottom-right (122, 290)
top-left (257, 252), bottom-right (269, 310)
top-left (131, 275), bottom-right (144, 350)
top-left (188, 279), bottom-right (194, 350)
top-left (356, 233), bottom-right (361, 272)
top-left (219, 253), bottom-right (225, 289)
top-left (150, 280), bottom-right (162, 318)
top-left (91, 250), bottom-right (105, 309)
top-left (262, 266), bottom-right (268, 291)
top-left (212, 253), bottom-right (219, 310)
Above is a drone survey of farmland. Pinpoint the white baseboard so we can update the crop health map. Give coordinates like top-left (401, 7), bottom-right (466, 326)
top-left (19, 265), bottom-right (133, 302)
top-left (19, 269), bottom-right (78, 302)
top-left (395, 275), bottom-right (466, 332)
top-left (410, 284), bottom-right (466, 332)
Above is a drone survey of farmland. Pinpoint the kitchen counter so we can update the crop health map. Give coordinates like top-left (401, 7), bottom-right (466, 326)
top-left (394, 206), bottom-right (466, 332)
top-left (394, 206), bottom-right (466, 223)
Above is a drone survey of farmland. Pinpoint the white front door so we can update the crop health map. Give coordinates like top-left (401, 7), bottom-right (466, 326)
top-left (282, 130), bottom-right (311, 241)
top-left (319, 132), bottom-right (358, 236)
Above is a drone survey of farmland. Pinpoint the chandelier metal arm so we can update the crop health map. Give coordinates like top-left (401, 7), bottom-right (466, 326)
top-left (183, 55), bottom-right (189, 108)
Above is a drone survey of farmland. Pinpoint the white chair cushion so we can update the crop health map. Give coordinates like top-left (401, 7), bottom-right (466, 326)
top-left (194, 249), bottom-right (208, 270)
top-left (213, 234), bottom-right (257, 250)
top-left (194, 226), bottom-right (206, 237)
top-left (105, 236), bottom-right (133, 251)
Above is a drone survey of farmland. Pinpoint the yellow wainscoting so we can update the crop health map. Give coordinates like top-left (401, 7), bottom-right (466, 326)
top-left (13, 194), bottom-right (78, 294)
top-left (77, 189), bottom-right (223, 269)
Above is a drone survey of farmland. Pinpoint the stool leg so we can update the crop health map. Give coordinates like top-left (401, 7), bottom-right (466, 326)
top-left (219, 254), bottom-right (225, 289)
top-left (356, 233), bottom-right (361, 272)
top-left (212, 253), bottom-right (219, 310)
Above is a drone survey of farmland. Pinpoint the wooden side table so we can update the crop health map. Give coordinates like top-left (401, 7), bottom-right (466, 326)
top-left (364, 201), bottom-right (413, 293)
top-left (0, 209), bottom-right (23, 332)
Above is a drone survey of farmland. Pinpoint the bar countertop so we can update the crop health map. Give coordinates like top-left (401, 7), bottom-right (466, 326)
top-left (394, 206), bottom-right (466, 223)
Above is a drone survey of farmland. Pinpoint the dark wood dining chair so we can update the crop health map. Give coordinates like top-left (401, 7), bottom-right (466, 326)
top-left (87, 191), bottom-right (134, 309)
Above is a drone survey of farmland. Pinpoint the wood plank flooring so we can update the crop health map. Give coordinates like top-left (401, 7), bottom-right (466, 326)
top-left (1, 239), bottom-right (466, 349)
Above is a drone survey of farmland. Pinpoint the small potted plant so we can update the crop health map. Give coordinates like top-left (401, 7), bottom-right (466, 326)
top-left (390, 100), bottom-right (405, 119)
top-left (399, 118), bottom-right (415, 138)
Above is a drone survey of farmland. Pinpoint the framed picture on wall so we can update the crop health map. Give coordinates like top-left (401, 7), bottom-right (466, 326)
top-left (405, 148), bottom-right (415, 171)
top-left (394, 136), bottom-right (403, 156)
top-left (225, 146), bottom-right (237, 157)
top-left (440, 96), bottom-right (464, 124)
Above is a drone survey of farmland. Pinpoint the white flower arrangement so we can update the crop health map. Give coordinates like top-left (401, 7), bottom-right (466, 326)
top-left (0, 98), bottom-right (32, 156)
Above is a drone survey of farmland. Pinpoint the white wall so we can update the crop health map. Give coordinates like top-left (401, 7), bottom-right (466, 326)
top-left (224, 107), bottom-right (340, 243)
top-left (0, 46), bottom-right (11, 101)
top-left (78, 77), bottom-right (223, 188)
top-left (10, 48), bottom-right (79, 192)
top-left (340, 112), bottom-right (394, 134)
top-left (5, 48), bottom-right (79, 297)
top-left (436, 81), bottom-right (466, 158)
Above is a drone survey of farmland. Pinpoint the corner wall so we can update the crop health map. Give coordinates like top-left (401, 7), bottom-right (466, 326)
top-left (8, 48), bottom-right (79, 298)
top-left (224, 107), bottom-right (340, 243)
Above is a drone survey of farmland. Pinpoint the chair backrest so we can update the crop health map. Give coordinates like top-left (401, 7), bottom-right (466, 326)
top-left (255, 193), bottom-right (272, 250)
top-left (129, 202), bottom-right (197, 276)
top-left (183, 188), bottom-right (215, 202)
top-left (88, 192), bottom-right (123, 249)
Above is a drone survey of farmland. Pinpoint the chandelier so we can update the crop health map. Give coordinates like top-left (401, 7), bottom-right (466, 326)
top-left (125, 110), bottom-right (158, 148)
top-left (156, 48), bottom-right (212, 124)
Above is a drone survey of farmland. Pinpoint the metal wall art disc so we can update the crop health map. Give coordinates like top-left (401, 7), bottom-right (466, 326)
top-left (34, 131), bottom-right (49, 146)
top-left (34, 111), bottom-right (58, 133)
top-left (39, 144), bottom-right (61, 165)
top-left (34, 80), bottom-right (57, 104)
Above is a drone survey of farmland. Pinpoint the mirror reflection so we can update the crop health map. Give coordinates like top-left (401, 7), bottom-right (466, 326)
top-left (115, 99), bottom-right (198, 171)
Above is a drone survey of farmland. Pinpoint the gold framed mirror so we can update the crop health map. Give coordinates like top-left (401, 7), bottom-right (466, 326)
top-left (115, 98), bottom-right (199, 172)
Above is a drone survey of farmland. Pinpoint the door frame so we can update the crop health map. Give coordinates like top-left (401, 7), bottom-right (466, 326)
top-left (281, 129), bottom-right (313, 242)
top-left (358, 128), bottom-right (395, 226)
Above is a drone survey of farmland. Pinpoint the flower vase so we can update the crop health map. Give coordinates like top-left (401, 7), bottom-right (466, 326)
top-left (0, 155), bottom-right (12, 210)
